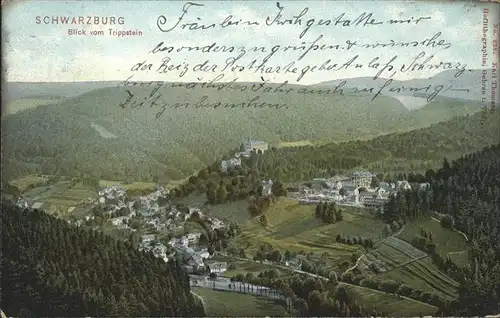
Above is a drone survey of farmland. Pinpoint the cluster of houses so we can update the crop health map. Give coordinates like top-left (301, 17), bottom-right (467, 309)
top-left (139, 234), bottom-right (171, 263)
top-left (220, 138), bottom-right (269, 172)
top-left (295, 171), bottom-right (427, 208)
top-left (15, 198), bottom-right (49, 211)
top-left (167, 233), bottom-right (228, 275)
top-left (93, 184), bottom-right (230, 275)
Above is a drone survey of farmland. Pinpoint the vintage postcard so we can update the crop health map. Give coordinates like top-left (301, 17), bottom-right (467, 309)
top-left (1, 1), bottom-right (499, 317)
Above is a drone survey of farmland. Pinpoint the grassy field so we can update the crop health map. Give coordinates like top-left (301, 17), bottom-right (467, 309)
top-left (176, 193), bottom-right (251, 224)
top-left (360, 243), bottom-right (416, 272)
top-left (100, 177), bottom-right (194, 192)
top-left (397, 218), bottom-right (470, 266)
top-left (340, 283), bottom-right (438, 317)
top-left (99, 180), bottom-right (157, 191)
top-left (21, 181), bottom-right (96, 215)
top-left (191, 287), bottom-right (289, 317)
top-left (9, 175), bottom-right (48, 192)
top-left (377, 257), bottom-right (459, 301)
top-left (359, 227), bottom-right (461, 301)
top-left (203, 199), bottom-right (251, 224)
top-left (279, 140), bottom-right (327, 148)
top-left (234, 198), bottom-right (386, 271)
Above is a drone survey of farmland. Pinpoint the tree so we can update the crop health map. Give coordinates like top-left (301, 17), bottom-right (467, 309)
top-left (440, 215), bottom-right (453, 229)
top-left (207, 245), bottom-right (215, 255)
top-left (339, 188), bottom-right (347, 196)
top-left (382, 225), bottom-right (390, 238)
top-left (239, 143), bottom-right (246, 152)
top-left (216, 184), bottom-right (227, 203)
top-left (271, 181), bottom-right (287, 197)
top-left (269, 250), bottom-right (282, 263)
top-left (335, 208), bottom-right (343, 222)
top-left (370, 176), bottom-right (381, 188)
top-left (206, 188), bottom-right (217, 204)
top-left (248, 202), bottom-right (261, 217)
top-left (260, 214), bottom-right (268, 227)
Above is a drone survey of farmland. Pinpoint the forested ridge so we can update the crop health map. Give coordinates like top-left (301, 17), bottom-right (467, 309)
top-left (252, 110), bottom-right (499, 182)
top-left (0, 201), bottom-right (204, 317)
top-left (2, 83), bottom-right (484, 183)
top-left (164, 110), bottom-right (499, 205)
top-left (221, 144), bottom-right (500, 317)
top-left (383, 144), bottom-right (500, 316)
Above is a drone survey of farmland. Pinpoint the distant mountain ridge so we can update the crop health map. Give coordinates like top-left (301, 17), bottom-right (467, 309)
top-left (318, 69), bottom-right (497, 102)
top-left (1, 77), bottom-right (487, 183)
top-left (6, 69), bottom-right (496, 104)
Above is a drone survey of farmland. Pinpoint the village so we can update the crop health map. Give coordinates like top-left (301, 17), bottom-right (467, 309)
top-left (15, 183), bottom-right (229, 277)
top-left (221, 138), bottom-right (430, 209)
top-left (12, 138), bottom-right (431, 283)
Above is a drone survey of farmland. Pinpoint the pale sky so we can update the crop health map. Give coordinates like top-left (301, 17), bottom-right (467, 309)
top-left (3, 0), bottom-right (498, 84)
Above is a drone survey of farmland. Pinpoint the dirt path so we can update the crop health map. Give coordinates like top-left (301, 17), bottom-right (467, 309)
top-left (191, 290), bottom-right (206, 311)
top-left (384, 254), bottom-right (429, 273)
top-left (447, 250), bottom-right (467, 255)
top-left (431, 217), bottom-right (469, 242)
top-left (343, 253), bottom-right (366, 275)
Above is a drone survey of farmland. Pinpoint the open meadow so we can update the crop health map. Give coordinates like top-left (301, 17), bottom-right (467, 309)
top-left (358, 223), bottom-right (462, 301)
top-left (397, 218), bottom-right (470, 266)
top-left (340, 283), bottom-right (438, 317)
top-left (8, 175), bottom-right (48, 192)
top-left (233, 198), bottom-right (386, 272)
top-left (191, 287), bottom-right (290, 317)
top-left (19, 180), bottom-right (96, 216)
top-left (99, 180), bottom-right (157, 191)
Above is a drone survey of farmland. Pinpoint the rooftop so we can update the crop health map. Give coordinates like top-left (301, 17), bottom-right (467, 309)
top-left (352, 171), bottom-right (375, 178)
top-left (246, 139), bottom-right (267, 146)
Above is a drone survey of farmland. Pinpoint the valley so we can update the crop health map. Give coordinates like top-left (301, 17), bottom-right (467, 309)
top-left (2, 78), bottom-right (499, 317)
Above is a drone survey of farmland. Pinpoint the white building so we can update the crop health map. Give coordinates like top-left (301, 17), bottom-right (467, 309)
top-left (206, 261), bottom-right (228, 275)
top-left (396, 181), bottom-right (412, 190)
top-left (16, 199), bottom-right (29, 209)
top-left (198, 249), bottom-right (210, 259)
top-left (141, 234), bottom-right (156, 243)
top-left (245, 139), bottom-right (268, 153)
top-left (186, 233), bottom-right (201, 244)
top-left (221, 158), bottom-right (242, 172)
top-left (109, 216), bottom-right (128, 226)
top-left (152, 244), bottom-right (169, 263)
top-left (261, 180), bottom-right (273, 196)
top-left (352, 171), bottom-right (375, 188)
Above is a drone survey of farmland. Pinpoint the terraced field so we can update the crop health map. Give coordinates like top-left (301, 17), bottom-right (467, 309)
top-left (360, 243), bottom-right (415, 273)
top-left (9, 175), bottom-right (48, 192)
top-left (383, 236), bottom-right (428, 259)
top-left (378, 258), bottom-right (460, 300)
top-left (21, 181), bottom-right (96, 215)
top-left (360, 222), bottom-right (461, 301)
top-left (234, 198), bottom-right (385, 271)
top-left (397, 218), bottom-right (470, 266)
top-left (341, 283), bottom-right (438, 317)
